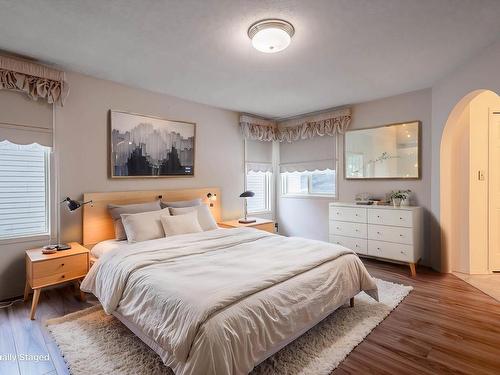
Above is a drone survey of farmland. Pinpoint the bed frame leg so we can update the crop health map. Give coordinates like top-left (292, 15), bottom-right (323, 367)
top-left (349, 297), bottom-right (354, 308)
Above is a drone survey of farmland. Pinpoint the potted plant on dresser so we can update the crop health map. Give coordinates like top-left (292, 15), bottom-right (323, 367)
top-left (389, 190), bottom-right (411, 207)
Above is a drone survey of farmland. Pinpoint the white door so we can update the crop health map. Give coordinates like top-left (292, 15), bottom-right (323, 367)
top-left (489, 111), bottom-right (500, 271)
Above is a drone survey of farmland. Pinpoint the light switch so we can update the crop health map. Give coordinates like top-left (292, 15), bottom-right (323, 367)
top-left (478, 170), bottom-right (485, 181)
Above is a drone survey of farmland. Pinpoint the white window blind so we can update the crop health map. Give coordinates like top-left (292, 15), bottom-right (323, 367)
top-left (246, 171), bottom-right (271, 213)
top-left (0, 140), bottom-right (50, 239)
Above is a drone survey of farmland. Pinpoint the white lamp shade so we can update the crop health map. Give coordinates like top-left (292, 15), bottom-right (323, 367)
top-left (251, 27), bottom-right (291, 53)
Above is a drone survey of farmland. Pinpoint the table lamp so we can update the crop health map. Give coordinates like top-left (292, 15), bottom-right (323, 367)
top-left (239, 191), bottom-right (256, 224)
top-left (44, 197), bottom-right (93, 251)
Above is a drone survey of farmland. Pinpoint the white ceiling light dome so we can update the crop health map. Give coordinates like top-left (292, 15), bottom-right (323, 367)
top-left (248, 19), bottom-right (295, 53)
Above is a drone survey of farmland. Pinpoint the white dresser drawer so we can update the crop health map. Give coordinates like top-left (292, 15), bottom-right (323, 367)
top-left (368, 240), bottom-right (415, 262)
top-left (329, 206), bottom-right (366, 223)
top-left (329, 235), bottom-right (368, 255)
top-left (329, 221), bottom-right (367, 238)
top-left (368, 209), bottom-right (413, 227)
top-left (368, 224), bottom-right (413, 245)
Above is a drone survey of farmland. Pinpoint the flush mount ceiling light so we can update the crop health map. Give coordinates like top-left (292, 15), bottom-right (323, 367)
top-left (248, 19), bottom-right (295, 53)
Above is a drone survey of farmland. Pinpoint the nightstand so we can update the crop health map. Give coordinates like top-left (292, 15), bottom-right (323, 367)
top-left (219, 218), bottom-right (275, 233)
top-left (25, 242), bottom-right (90, 320)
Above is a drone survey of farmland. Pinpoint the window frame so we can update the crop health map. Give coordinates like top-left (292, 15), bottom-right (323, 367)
top-left (0, 142), bottom-right (52, 242)
top-left (280, 169), bottom-right (337, 199)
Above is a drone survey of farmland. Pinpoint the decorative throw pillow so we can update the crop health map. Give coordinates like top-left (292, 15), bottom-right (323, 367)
top-left (108, 200), bottom-right (162, 240)
top-left (160, 211), bottom-right (203, 236)
top-left (120, 208), bottom-right (171, 243)
top-left (160, 198), bottom-right (202, 209)
top-left (169, 204), bottom-right (218, 231)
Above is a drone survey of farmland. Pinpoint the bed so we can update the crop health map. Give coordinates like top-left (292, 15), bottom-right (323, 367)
top-left (80, 189), bottom-right (378, 375)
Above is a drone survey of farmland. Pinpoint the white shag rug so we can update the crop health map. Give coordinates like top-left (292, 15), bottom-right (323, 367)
top-left (46, 278), bottom-right (412, 375)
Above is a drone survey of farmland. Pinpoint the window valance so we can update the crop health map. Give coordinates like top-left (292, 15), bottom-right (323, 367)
top-left (240, 115), bottom-right (277, 142)
top-left (0, 55), bottom-right (68, 105)
top-left (239, 108), bottom-right (351, 143)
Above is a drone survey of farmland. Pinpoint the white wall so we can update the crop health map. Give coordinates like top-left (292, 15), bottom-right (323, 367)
top-left (56, 72), bottom-right (243, 244)
top-left (278, 89), bottom-right (433, 264)
top-left (0, 72), bottom-right (243, 300)
top-left (431, 39), bottom-right (500, 271)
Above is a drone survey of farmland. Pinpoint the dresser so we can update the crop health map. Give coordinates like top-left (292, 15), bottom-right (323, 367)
top-left (329, 202), bottom-right (423, 276)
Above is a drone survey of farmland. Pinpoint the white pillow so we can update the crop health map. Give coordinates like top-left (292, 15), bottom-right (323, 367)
top-left (121, 208), bottom-right (170, 243)
top-left (169, 204), bottom-right (218, 231)
top-left (160, 211), bottom-right (203, 236)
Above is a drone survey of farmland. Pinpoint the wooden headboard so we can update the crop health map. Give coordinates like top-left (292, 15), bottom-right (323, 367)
top-left (83, 187), bottom-right (221, 248)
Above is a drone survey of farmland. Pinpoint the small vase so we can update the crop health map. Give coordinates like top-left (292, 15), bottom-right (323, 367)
top-left (392, 198), bottom-right (401, 207)
top-left (401, 196), bottom-right (410, 206)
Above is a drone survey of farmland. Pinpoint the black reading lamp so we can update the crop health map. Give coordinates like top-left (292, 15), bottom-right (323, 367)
top-left (44, 197), bottom-right (93, 251)
top-left (238, 190), bottom-right (256, 224)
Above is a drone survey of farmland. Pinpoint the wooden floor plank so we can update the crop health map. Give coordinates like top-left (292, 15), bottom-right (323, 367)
top-left (7, 299), bottom-right (55, 375)
top-left (2, 259), bottom-right (500, 375)
top-left (0, 307), bottom-right (21, 375)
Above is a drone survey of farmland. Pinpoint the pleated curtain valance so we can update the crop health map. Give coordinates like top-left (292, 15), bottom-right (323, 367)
top-left (240, 115), bottom-right (277, 142)
top-left (0, 55), bottom-right (68, 105)
top-left (239, 108), bottom-right (351, 143)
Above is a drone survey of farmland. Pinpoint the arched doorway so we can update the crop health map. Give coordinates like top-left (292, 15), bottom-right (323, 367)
top-left (440, 89), bottom-right (500, 276)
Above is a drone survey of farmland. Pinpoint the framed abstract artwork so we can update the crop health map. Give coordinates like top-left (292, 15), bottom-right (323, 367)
top-left (110, 110), bottom-right (195, 178)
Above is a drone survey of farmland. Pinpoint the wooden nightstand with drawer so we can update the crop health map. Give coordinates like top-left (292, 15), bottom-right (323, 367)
top-left (218, 218), bottom-right (275, 233)
top-left (25, 242), bottom-right (90, 319)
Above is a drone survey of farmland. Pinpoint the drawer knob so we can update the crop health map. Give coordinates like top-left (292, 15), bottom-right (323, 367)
top-left (355, 244), bottom-right (359, 247)
top-left (336, 227), bottom-right (340, 229)
top-left (355, 229), bottom-right (359, 232)
top-left (355, 214), bottom-right (358, 216)
top-left (61, 275), bottom-right (65, 279)
top-left (377, 247), bottom-right (381, 250)
top-left (377, 231), bottom-right (381, 235)
top-left (400, 234), bottom-right (403, 237)
top-left (400, 251), bottom-right (405, 254)
top-left (61, 263), bottom-right (65, 266)
top-left (400, 217), bottom-right (403, 220)
top-left (377, 215), bottom-right (380, 218)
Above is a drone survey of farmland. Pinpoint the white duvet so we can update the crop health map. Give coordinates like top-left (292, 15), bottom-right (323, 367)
top-left (82, 228), bottom-right (378, 375)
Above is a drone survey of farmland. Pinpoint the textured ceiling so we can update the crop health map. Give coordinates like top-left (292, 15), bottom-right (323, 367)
top-left (1, 0), bottom-right (500, 118)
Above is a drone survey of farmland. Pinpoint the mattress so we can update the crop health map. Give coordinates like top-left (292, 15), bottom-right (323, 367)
top-left (82, 228), bottom-right (378, 375)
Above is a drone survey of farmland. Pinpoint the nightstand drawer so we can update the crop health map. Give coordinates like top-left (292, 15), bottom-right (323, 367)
top-left (31, 253), bottom-right (88, 287)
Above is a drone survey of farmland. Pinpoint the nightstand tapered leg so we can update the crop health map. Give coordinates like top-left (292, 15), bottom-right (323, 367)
top-left (23, 281), bottom-right (31, 302)
top-left (75, 280), bottom-right (86, 302)
top-left (30, 289), bottom-right (40, 320)
top-left (350, 297), bottom-right (354, 307)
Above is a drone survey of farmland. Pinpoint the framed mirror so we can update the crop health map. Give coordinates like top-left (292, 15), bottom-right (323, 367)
top-left (344, 121), bottom-right (421, 179)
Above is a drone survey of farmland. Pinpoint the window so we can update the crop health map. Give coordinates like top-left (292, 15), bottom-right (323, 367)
top-left (281, 169), bottom-right (336, 197)
top-left (0, 141), bottom-right (50, 239)
top-left (246, 171), bottom-right (272, 213)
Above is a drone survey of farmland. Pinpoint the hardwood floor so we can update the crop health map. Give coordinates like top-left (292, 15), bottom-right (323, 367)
top-left (1, 260), bottom-right (499, 375)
